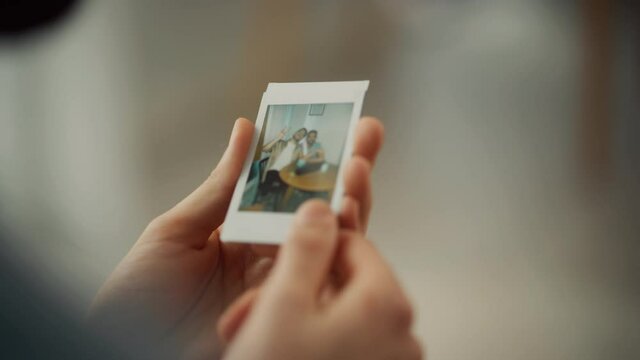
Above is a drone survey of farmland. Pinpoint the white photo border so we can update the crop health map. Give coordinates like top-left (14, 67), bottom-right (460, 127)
top-left (221, 81), bottom-right (369, 244)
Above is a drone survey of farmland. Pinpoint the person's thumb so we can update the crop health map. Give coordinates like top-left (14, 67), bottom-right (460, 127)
top-left (267, 200), bottom-right (338, 306)
top-left (161, 118), bottom-right (253, 238)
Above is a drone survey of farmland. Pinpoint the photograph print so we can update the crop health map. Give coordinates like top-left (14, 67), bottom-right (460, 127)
top-left (239, 102), bottom-right (354, 213)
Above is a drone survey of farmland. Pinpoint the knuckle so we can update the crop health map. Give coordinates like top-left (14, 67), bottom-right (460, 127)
top-left (146, 213), bottom-right (171, 233)
top-left (266, 285), bottom-right (307, 312)
top-left (294, 230), bottom-right (329, 255)
top-left (390, 296), bottom-right (414, 331)
top-left (290, 224), bottom-right (334, 255)
top-left (146, 212), bottom-right (191, 236)
top-left (357, 284), bottom-right (386, 314)
top-left (357, 285), bottom-right (414, 330)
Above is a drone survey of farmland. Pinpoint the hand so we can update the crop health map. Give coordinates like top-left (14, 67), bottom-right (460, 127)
top-left (88, 117), bottom-right (384, 359)
top-left (220, 200), bottom-right (422, 360)
top-left (277, 127), bottom-right (288, 140)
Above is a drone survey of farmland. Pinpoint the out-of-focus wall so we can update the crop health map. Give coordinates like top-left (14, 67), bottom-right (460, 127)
top-left (0, 1), bottom-right (145, 308)
top-left (1, 1), bottom-right (638, 359)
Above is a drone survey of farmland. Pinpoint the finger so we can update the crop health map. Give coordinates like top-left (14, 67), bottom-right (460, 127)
top-left (334, 231), bottom-right (407, 314)
top-left (244, 246), bottom-right (278, 287)
top-left (244, 257), bottom-right (274, 288)
top-left (217, 287), bottom-right (260, 346)
top-left (166, 118), bottom-right (253, 235)
top-left (378, 335), bottom-right (423, 360)
top-left (402, 336), bottom-right (424, 360)
top-left (339, 195), bottom-right (361, 232)
top-left (326, 229), bottom-right (352, 293)
top-left (329, 232), bottom-right (416, 345)
top-left (353, 116), bottom-right (384, 167)
top-left (218, 239), bottom-right (253, 283)
top-left (267, 200), bottom-right (338, 305)
top-left (342, 231), bottom-right (396, 289)
top-left (342, 156), bottom-right (372, 230)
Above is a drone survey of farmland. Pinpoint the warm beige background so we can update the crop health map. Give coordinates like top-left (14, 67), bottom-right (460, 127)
top-left (1, 1), bottom-right (639, 359)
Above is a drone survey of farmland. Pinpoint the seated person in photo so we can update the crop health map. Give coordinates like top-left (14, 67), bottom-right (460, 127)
top-left (295, 130), bottom-right (325, 175)
top-left (260, 127), bottom-right (308, 193)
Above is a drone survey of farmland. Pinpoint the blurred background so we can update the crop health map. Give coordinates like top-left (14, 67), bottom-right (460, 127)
top-left (1, 0), bottom-right (639, 358)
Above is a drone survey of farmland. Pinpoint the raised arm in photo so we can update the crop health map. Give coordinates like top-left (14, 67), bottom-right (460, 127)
top-left (262, 127), bottom-right (287, 153)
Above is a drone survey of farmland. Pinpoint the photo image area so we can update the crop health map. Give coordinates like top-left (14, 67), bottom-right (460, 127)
top-left (239, 102), bottom-right (354, 213)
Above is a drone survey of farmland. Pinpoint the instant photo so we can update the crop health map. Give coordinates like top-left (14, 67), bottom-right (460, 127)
top-left (239, 103), bottom-right (353, 213)
top-left (222, 81), bottom-right (369, 244)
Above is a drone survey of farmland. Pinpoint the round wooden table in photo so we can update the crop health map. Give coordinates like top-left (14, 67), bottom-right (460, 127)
top-left (278, 163), bottom-right (338, 210)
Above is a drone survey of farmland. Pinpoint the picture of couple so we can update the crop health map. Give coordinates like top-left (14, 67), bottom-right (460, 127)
top-left (240, 103), bottom-right (353, 212)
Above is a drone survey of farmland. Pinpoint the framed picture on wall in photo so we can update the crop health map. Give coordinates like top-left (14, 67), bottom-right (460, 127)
top-left (221, 81), bottom-right (369, 244)
top-left (308, 103), bottom-right (325, 116)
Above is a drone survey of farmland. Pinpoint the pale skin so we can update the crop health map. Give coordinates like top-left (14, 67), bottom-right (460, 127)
top-left (88, 117), bottom-right (422, 359)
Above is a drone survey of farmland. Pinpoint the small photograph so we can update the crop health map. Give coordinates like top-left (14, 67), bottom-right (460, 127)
top-left (239, 103), bottom-right (354, 213)
top-left (222, 81), bottom-right (368, 243)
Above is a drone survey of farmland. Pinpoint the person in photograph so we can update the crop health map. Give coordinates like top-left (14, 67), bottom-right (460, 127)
top-left (262, 127), bottom-right (307, 175)
top-left (259, 127), bottom-right (308, 203)
top-left (295, 129), bottom-right (326, 175)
